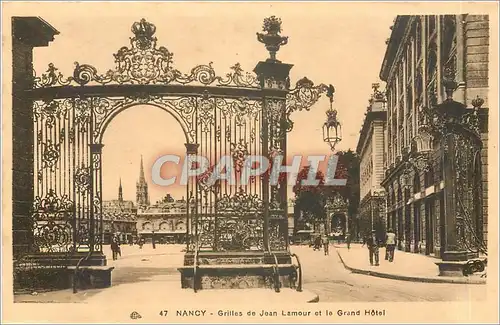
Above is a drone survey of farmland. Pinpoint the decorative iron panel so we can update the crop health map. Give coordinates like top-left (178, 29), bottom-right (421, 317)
top-left (33, 97), bottom-right (101, 253)
top-left (28, 17), bottom-right (330, 258)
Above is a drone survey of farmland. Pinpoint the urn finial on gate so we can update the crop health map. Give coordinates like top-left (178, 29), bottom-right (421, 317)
top-left (442, 66), bottom-right (458, 101)
top-left (256, 16), bottom-right (289, 62)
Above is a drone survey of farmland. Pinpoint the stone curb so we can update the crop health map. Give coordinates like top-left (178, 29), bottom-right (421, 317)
top-left (335, 249), bottom-right (486, 285)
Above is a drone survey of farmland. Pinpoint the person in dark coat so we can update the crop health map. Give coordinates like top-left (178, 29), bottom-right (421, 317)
top-left (322, 235), bottom-right (330, 255)
top-left (345, 232), bottom-right (351, 250)
top-left (313, 236), bottom-right (322, 251)
top-left (111, 236), bottom-right (120, 260)
top-left (365, 230), bottom-right (379, 266)
top-left (152, 231), bottom-right (156, 249)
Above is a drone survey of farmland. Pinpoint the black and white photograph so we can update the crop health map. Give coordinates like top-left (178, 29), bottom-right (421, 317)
top-left (2, 1), bottom-right (498, 324)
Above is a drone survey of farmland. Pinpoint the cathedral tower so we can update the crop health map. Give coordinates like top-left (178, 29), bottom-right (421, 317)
top-left (118, 178), bottom-right (123, 202)
top-left (136, 155), bottom-right (150, 206)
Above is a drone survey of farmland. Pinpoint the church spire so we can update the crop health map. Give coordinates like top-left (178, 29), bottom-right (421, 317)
top-left (136, 155), bottom-right (150, 206)
top-left (139, 155), bottom-right (145, 182)
top-left (118, 177), bottom-right (123, 202)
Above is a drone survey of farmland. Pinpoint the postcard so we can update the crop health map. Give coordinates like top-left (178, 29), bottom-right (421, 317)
top-left (2, 1), bottom-right (498, 323)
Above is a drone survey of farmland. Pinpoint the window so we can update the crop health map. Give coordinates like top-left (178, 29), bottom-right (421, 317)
top-left (428, 15), bottom-right (437, 37)
top-left (399, 128), bottom-right (404, 154)
top-left (442, 15), bottom-right (457, 57)
top-left (427, 42), bottom-right (437, 79)
top-left (415, 65), bottom-right (423, 102)
top-left (413, 172), bottom-right (421, 194)
top-left (398, 67), bottom-right (404, 98)
top-left (406, 43), bottom-right (412, 81)
top-left (424, 166), bottom-right (434, 188)
top-left (392, 82), bottom-right (397, 111)
top-left (407, 87), bottom-right (413, 144)
top-left (416, 18), bottom-right (422, 60)
top-left (408, 113), bottom-right (413, 144)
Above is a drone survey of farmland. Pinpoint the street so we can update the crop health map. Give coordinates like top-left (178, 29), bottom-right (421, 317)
top-left (291, 245), bottom-right (486, 302)
top-left (15, 244), bottom-right (486, 303)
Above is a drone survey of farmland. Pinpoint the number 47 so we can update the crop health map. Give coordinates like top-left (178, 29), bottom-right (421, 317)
top-left (159, 310), bottom-right (168, 316)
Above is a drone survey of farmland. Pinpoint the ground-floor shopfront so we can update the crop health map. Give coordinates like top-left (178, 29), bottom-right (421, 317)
top-left (384, 162), bottom-right (446, 256)
top-left (137, 230), bottom-right (188, 244)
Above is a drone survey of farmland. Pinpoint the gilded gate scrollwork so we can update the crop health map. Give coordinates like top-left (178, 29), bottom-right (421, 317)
top-left (27, 17), bottom-right (331, 259)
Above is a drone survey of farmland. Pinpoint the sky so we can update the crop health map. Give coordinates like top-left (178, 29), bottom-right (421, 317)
top-left (30, 3), bottom-right (395, 203)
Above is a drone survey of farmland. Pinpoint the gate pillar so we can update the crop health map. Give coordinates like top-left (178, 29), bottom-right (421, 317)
top-left (254, 60), bottom-right (293, 252)
top-left (12, 17), bottom-right (59, 258)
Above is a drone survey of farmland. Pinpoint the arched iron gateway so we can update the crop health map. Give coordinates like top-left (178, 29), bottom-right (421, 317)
top-left (14, 17), bottom-right (333, 290)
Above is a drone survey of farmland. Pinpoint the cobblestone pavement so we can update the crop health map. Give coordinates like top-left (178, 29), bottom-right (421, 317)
top-left (14, 244), bottom-right (487, 303)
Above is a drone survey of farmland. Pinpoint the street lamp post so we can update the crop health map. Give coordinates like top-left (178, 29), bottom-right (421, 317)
top-left (322, 86), bottom-right (342, 238)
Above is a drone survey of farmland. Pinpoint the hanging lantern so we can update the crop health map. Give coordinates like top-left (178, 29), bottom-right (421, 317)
top-left (322, 84), bottom-right (342, 151)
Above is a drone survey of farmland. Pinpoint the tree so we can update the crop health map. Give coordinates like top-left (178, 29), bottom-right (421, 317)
top-left (293, 166), bottom-right (326, 229)
top-left (292, 150), bottom-right (360, 234)
top-left (292, 165), bottom-right (327, 233)
top-left (336, 150), bottom-right (360, 218)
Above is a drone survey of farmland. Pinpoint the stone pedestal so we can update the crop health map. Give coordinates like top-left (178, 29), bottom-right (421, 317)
top-left (13, 252), bottom-right (110, 291)
top-left (435, 250), bottom-right (482, 277)
top-left (178, 251), bottom-right (299, 291)
top-left (67, 266), bottom-right (115, 289)
top-left (435, 260), bottom-right (470, 277)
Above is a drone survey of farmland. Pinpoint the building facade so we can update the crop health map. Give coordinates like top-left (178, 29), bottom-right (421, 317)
top-left (101, 179), bottom-right (138, 243)
top-left (136, 194), bottom-right (193, 244)
top-left (356, 84), bottom-right (388, 240)
top-left (379, 15), bottom-right (489, 266)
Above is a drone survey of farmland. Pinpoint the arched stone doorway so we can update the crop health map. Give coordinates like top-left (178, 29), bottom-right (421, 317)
top-left (325, 193), bottom-right (348, 240)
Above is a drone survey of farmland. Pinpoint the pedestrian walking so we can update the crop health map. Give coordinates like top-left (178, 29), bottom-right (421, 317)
top-left (366, 230), bottom-right (379, 266)
top-left (322, 235), bottom-right (329, 255)
top-left (385, 228), bottom-right (396, 262)
top-left (345, 232), bottom-right (351, 250)
top-left (111, 236), bottom-right (120, 261)
top-left (313, 236), bottom-right (322, 251)
top-left (152, 231), bottom-right (156, 249)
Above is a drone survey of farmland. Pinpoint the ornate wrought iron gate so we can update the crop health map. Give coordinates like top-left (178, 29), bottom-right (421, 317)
top-left (25, 17), bottom-right (330, 263)
top-left (419, 94), bottom-right (487, 257)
